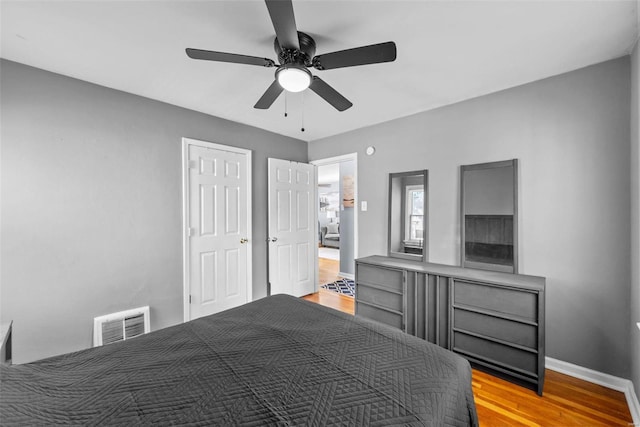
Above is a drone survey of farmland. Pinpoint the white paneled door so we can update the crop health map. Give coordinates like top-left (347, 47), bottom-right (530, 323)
top-left (184, 139), bottom-right (251, 321)
top-left (268, 158), bottom-right (316, 297)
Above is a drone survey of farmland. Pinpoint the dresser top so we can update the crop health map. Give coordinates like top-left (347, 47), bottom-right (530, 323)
top-left (356, 255), bottom-right (545, 290)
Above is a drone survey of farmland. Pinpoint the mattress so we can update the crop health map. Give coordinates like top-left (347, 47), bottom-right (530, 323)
top-left (1, 295), bottom-right (478, 426)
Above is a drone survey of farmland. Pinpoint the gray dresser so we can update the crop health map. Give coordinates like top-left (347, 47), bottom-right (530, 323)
top-left (355, 255), bottom-right (546, 395)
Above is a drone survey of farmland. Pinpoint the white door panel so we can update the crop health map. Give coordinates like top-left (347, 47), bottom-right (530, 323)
top-left (268, 158), bottom-right (316, 297)
top-left (184, 140), bottom-right (251, 320)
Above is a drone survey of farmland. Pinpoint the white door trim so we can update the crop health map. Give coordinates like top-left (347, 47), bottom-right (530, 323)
top-left (182, 137), bottom-right (252, 322)
top-left (311, 153), bottom-right (358, 279)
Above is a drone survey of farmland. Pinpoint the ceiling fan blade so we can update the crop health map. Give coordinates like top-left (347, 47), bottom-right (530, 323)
top-left (312, 41), bottom-right (396, 70)
top-left (265, 0), bottom-right (300, 51)
top-left (186, 48), bottom-right (275, 67)
top-left (309, 76), bottom-right (352, 112)
top-left (254, 80), bottom-right (284, 109)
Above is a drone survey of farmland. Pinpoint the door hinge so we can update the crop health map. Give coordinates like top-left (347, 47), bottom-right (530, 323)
top-left (189, 295), bottom-right (192, 304)
top-left (188, 227), bottom-right (195, 237)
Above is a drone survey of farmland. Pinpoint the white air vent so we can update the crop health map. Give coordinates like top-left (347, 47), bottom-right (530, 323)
top-left (93, 306), bottom-right (150, 347)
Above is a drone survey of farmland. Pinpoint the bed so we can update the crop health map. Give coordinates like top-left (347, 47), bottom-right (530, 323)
top-left (1, 295), bottom-right (478, 425)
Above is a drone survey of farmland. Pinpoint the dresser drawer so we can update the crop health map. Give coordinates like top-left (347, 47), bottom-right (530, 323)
top-left (356, 283), bottom-right (403, 312)
top-left (356, 264), bottom-right (403, 292)
top-left (356, 302), bottom-right (403, 330)
top-left (453, 308), bottom-right (537, 349)
top-left (453, 280), bottom-right (538, 322)
top-left (453, 331), bottom-right (538, 375)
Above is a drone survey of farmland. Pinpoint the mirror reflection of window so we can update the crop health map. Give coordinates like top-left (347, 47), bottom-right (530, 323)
top-left (388, 170), bottom-right (428, 262)
top-left (405, 185), bottom-right (424, 244)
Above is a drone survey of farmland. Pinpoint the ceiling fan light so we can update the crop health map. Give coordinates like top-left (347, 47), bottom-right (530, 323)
top-left (276, 66), bottom-right (311, 92)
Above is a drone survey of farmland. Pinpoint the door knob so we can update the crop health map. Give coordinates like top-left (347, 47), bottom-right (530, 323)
top-left (240, 238), bottom-right (248, 244)
top-left (266, 237), bottom-right (278, 242)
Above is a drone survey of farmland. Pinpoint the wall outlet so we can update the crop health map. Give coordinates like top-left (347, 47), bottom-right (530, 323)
top-left (361, 201), bottom-right (368, 211)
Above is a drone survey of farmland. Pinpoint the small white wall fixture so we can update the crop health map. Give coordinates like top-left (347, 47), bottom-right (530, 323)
top-left (93, 306), bottom-right (150, 347)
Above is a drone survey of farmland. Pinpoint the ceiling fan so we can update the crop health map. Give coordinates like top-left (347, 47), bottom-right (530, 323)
top-left (186, 0), bottom-right (397, 112)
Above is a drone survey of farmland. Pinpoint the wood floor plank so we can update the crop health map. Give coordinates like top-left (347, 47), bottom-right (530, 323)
top-left (302, 289), bottom-right (354, 314)
top-left (318, 256), bottom-right (340, 285)
top-left (301, 290), bottom-right (634, 427)
top-left (474, 396), bottom-right (541, 427)
top-left (472, 370), bottom-right (631, 426)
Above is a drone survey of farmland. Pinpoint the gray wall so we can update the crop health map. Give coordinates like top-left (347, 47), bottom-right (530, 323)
top-left (0, 59), bottom-right (307, 363)
top-left (309, 57), bottom-right (632, 378)
top-left (339, 160), bottom-right (355, 275)
top-left (630, 40), bottom-right (640, 397)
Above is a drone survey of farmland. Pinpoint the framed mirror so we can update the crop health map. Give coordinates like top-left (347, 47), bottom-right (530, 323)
top-left (388, 170), bottom-right (428, 262)
top-left (460, 159), bottom-right (518, 273)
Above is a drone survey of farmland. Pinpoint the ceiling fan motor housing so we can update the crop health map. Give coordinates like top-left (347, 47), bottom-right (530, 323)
top-left (274, 31), bottom-right (316, 66)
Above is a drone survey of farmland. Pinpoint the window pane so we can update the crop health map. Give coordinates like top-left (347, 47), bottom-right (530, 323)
top-left (410, 215), bottom-right (423, 240)
top-left (411, 190), bottom-right (424, 215)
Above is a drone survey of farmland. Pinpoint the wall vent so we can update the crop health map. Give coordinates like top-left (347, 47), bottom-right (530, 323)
top-left (93, 306), bottom-right (150, 347)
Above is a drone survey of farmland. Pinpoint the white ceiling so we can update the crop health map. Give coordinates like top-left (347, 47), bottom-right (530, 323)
top-left (1, 1), bottom-right (638, 142)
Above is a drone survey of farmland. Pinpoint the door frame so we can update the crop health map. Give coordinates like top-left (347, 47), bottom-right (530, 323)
top-left (311, 153), bottom-right (358, 280)
top-left (181, 137), bottom-right (252, 322)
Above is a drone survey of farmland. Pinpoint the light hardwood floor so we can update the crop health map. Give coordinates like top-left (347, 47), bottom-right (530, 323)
top-left (318, 256), bottom-right (340, 285)
top-left (302, 287), bottom-right (634, 427)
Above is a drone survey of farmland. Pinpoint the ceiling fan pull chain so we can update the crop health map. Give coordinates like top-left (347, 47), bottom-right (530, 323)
top-left (301, 92), bottom-right (305, 132)
top-left (284, 91), bottom-right (288, 117)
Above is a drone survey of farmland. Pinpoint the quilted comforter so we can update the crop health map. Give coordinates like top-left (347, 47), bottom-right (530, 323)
top-left (1, 295), bottom-right (478, 425)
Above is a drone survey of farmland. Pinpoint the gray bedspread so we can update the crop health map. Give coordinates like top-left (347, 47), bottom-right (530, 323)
top-left (1, 295), bottom-right (478, 426)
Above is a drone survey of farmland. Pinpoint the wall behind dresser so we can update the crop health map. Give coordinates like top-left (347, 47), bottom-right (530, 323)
top-left (309, 57), bottom-right (632, 379)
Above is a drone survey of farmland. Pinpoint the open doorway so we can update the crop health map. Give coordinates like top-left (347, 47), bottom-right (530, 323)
top-left (317, 163), bottom-right (341, 286)
top-left (312, 154), bottom-right (357, 298)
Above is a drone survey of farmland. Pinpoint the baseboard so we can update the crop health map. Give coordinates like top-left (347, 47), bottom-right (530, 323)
top-left (339, 272), bottom-right (354, 280)
top-left (546, 357), bottom-right (640, 426)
